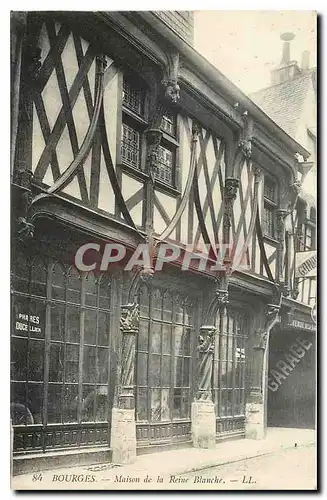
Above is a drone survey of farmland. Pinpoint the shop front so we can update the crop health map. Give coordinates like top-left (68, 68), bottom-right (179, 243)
top-left (11, 243), bottom-right (117, 455)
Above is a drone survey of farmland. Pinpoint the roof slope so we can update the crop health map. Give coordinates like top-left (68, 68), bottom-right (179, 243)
top-left (250, 70), bottom-right (315, 140)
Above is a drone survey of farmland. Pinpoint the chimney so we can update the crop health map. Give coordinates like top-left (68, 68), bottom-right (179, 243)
top-left (271, 32), bottom-right (302, 85)
top-left (281, 32), bottom-right (295, 64)
top-left (301, 50), bottom-right (310, 71)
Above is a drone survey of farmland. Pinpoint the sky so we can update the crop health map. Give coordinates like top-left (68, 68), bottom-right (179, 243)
top-left (193, 10), bottom-right (317, 95)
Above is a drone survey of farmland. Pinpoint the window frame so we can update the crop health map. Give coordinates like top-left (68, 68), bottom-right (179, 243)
top-left (213, 309), bottom-right (248, 419)
top-left (11, 255), bottom-right (114, 431)
top-left (119, 73), bottom-right (180, 193)
top-left (120, 75), bottom-right (148, 175)
top-left (262, 174), bottom-right (279, 241)
top-left (135, 285), bottom-right (195, 424)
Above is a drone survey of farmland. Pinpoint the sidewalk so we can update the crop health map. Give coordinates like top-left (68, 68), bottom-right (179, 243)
top-left (12, 427), bottom-right (316, 490)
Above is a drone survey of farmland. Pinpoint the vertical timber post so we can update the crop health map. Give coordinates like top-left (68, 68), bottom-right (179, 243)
top-left (245, 301), bottom-right (281, 439)
top-left (111, 303), bottom-right (139, 464)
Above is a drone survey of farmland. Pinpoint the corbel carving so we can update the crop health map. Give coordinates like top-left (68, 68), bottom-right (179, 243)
top-left (145, 53), bottom-right (180, 177)
top-left (253, 165), bottom-right (262, 180)
top-left (139, 265), bottom-right (155, 285)
top-left (253, 300), bottom-right (281, 351)
top-left (204, 276), bottom-right (229, 324)
top-left (216, 289), bottom-right (229, 309)
top-left (162, 52), bottom-right (180, 104)
top-left (95, 55), bottom-right (108, 75)
top-left (223, 177), bottom-right (239, 231)
top-left (238, 139), bottom-right (252, 159)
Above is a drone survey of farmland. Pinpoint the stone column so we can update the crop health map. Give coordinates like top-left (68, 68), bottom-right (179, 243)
top-left (245, 302), bottom-right (281, 439)
top-left (191, 326), bottom-right (216, 448)
top-left (111, 303), bottom-right (139, 464)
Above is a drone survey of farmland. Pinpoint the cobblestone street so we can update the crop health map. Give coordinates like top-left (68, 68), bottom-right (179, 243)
top-left (177, 444), bottom-right (317, 490)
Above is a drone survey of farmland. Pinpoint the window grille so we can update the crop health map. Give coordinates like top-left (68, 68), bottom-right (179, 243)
top-left (263, 176), bottom-right (277, 238)
top-left (263, 204), bottom-right (274, 238)
top-left (161, 112), bottom-right (175, 136)
top-left (122, 79), bottom-right (143, 116)
top-left (213, 312), bottom-right (248, 418)
top-left (121, 123), bottom-right (140, 169)
top-left (264, 177), bottom-right (276, 202)
top-left (11, 253), bottom-right (113, 452)
top-left (153, 146), bottom-right (173, 184)
top-left (135, 286), bottom-right (193, 423)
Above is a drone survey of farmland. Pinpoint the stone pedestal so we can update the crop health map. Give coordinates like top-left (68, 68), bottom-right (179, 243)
top-left (245, 400), bottom-right (266, 440)
top-left (191, 400), bottom-right (216, 448)
top-left (110, 407), bottom-right (136, 464)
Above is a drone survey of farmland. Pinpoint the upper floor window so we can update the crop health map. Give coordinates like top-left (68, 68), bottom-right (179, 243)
top-left (120, 74), bottom-right (179, 190)
top-left (263, 176), bottom-right (277, 239)
top-left (121, 122), bottom-right (141, 169)
top-left (154, 145), bottom-right (174, 184)
top-left (161, 111), bottom-right (176, 136)
top-left (122, 79), bottom-right (145, 117)
top-left (121, 77), bottom-right (147, 172)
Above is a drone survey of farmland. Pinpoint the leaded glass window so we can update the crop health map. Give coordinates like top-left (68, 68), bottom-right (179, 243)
top-left (264, 177), bottom-right (276, 202)
top-left (135, 286), bottom-right (193, 422)
top-left (153, 146), bottom-right (173, 184)
top-left (263, 175), bottom-right (277, 238)
top-left (11, 253), bottom-right (113, 450)
top-left (161, 111), bottom-right (176, 136)
top-left (213, 311), bottom-right (247, 418)
top-left (122, 79), bottom-right (144, 116)
top-left (121, 123), bottom-right (140, 169)
top-left (263, 203), bottom-right (274, 238)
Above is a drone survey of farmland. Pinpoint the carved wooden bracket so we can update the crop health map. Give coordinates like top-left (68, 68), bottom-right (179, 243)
top-left (253, 300), bottom-right (282, 351)
top-left (204, 275), bottom-right (229, 324)
top-left (162, 52), bottom-right (180, 104)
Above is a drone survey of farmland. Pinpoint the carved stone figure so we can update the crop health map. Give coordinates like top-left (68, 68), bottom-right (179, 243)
top-left (196, 326), bottom-right (216, 400)
top-left (223, 177), bottom-right (239, 230)
top-left (120, 303), bottom-right (140, 335)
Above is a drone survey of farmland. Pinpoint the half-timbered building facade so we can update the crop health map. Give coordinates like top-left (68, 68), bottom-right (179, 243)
top-left (11, 11), bottom-right (316, 473)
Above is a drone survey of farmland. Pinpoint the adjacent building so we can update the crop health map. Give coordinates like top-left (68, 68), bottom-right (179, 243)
top-left (11, 11), bottom-right (316, 474)
top-left (251, 32), bottom-right (317, 429)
